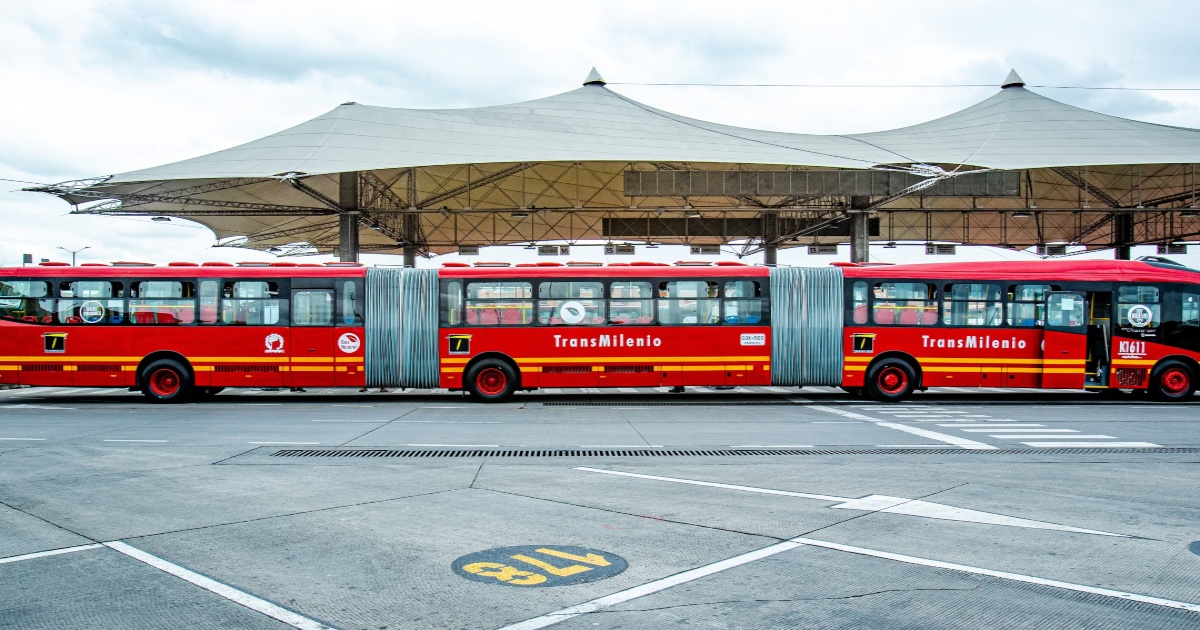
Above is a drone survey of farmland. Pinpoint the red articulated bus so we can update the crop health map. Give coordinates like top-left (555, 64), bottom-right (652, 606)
top-left (1, 258), bottom-right (1198, 403)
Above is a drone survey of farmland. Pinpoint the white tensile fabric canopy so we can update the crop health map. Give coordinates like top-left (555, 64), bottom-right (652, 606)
top-left (106, 70), bottom-right (1200, 184)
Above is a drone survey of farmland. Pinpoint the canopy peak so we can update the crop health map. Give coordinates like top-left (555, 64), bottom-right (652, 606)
top-left (1001, 69), bottom-right (1025, 89)
top-left (583, 67), bottom-right (606, 86)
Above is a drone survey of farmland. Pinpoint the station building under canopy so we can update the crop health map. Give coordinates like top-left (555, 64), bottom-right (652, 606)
top-left (29, 69), bottom-right (1200, 264)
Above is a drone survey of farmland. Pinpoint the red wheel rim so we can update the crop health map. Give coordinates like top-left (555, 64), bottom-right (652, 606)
top-left (877, 366), bottom-right (908, 395)
top-left (476, 367), bottom-right (508, 396)
top-left (1160, 368), bottom-right (1190, 395)
top-left (149, 368), bottom-right (180, 397)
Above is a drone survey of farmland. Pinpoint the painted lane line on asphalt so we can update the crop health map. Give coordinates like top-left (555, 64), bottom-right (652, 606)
top-left (0, 544), bottom-right (102, 565)
top-left (1, 404), bottom-right (76, 410)
top-left (808, 406), bottom-right (998, 450)
top-left (104, 541), bottom-right (337, 630)
top-left (576, 468), bottom-right (846, 501)
top-left (579, 445), bottom-right (664, 448)
top-left (249, 442), bottom-right (321, 445)
top-left (943, 424), bottom-right (1043, 428)
top-left (962, 428), bottom-right (1076, 433)
top-left (103, 440), bottom-right (167, 443)
top-left (574, 468), bottom-right (1125, 536)
top-left (617, 388), bottom-right (639, 393)
top-left (790, 538), bottom-right (1200, 613)
top-left (995, 435), bottom-right (1116, 439)
top-left (406, 443), bottom-right (500, 447)
top-left (0, 437), bottom-right (46, 441)
top-left (501, 529), bottom-right (1190, 630)
top-left (496, 539), bottom-right (807, 630)
top-left (1023, 441), bottom-right (1162, 448)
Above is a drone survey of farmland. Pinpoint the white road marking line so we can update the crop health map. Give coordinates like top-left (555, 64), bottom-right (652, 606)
top-left (249, 442), bottom-right (321, 445)
top-left (244, 403), bottom-right (284, 406)
top-left (330, 404), bottom-right (377, 408)
top-left (962, 428), bottom-right (1077, 433)
top-left (1022, 442), bottom-right (1162, 448)
top-left (961, 414), bottom-right (992, 418)
top-left (103, 439), bottom-right (167, 443)
top-left (582, 388), bottom-right (602, 394)
top-left (995, 435), bottom-right (1116, 440)
top-left (422, 406), bottom-right (468, 409)
top-left (391, 420), bottom-right (500, 424)
top-left (941, 424), bottom-right (1044, 428)
top-left (498, 539), bottom-right (806, 630)
top-left (405, 443), bottom-right (499, 447)
top-left (762, 386), bottom-right (792, 393)
top-left (1, 404), bottom-right (76, 410)
top-left (616, 388), bottom-right (639, 393)
top-left (812, 421), bottom-right (862, 424)
top-left (0, 437), bottom-right (46, 441)
top-left (578, 445), bottom-right (664, 448)
top-left (576, 467), bottom-right (846, 501)
top-left (104, 541), bottom-right (336, 630)
top-left (808, 406), bottom-right (997, 450)
top-left (0, 544), bottom-right (102, 565)
top-left (8, 388), bottom-right (51, 395)
top-left (542, 388), bottom-right (562, 394)
top-left (575, 468), bottom-right (1125, 535)
top-left (790, 538), bottom-right (1200, 613)
top-left (936, 387), bottom-right (979, 393)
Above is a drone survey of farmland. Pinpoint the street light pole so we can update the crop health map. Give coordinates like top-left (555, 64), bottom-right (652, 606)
top-left (57, 246), bottom-right (91, 266)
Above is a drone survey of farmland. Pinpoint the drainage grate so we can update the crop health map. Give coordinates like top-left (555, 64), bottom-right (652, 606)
top-left (271, 447), bottom-right (1200, 459)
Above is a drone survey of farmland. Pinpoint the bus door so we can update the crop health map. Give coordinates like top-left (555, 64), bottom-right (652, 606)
top-left (1043, 292), bottom-right (1087, 389)
top-left (290, 288), bottom-right (337, 388)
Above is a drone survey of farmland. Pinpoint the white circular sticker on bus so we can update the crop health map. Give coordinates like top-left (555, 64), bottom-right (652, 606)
top-left (559, 301), bottom-right (586, 325)
top-left (1128, 304), bottom-right (1153, 328)
top-left (79, 300), bottom-right (105, 324)
top-left (338, 332), bottom-right (361, 353)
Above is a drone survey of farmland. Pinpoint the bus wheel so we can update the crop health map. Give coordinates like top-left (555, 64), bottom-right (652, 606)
top-left (466, 359), bottom-right (517, 403)
top-left (141, 359), bottom-right (191, 403)
top-left (1149, 361), bottom-right (1195, 401)
top-left (866, 358), bottom-right (916, 402)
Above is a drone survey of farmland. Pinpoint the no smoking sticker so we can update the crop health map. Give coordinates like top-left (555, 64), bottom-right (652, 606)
top-left (452, 545), bottom-right (627, 587)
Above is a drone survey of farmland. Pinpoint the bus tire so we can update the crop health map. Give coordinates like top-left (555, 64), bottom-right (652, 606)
top-left (1149, 360), bottom-right (1195, 401)
top-left (140, 359), bottom-right (192, 403)
top-left (466, 359), bottom-right (518, 403)
top-left (866, 358), bottom-right (917, 402)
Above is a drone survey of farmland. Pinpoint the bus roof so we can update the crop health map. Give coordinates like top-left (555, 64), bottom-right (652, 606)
top-left (841, 259), bottom-right (1200, 283)
top-left (0, 264), bottom-right (367, 279)
top-left (437, 264), bottom-right (771, 279)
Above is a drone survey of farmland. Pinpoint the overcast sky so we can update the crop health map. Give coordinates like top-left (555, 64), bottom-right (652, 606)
top-left (3, 0), bottom-right (1200, 268)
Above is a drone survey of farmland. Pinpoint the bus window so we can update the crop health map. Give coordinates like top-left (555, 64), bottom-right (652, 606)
top-left (441, 280), bottom-right (463, 326)
top-left (53, 281), bottom-right (126, 325)
top-left (608, 281), bottom-right (653, 325)
top-left (658, 280), bottom-right (719, 325)
top-left (292, 290), bottom-right (333, 326)
top-left (851, 281), bottom-right (868, 324)
top-left (130, 281), bottom-right (197, 325)
top-left (220, 281), bottom-right (282, 325)
top-left (466, 281), bottom-right (532, 326)
top-left (338, 280), bottom-right (363, 326)
top-left (0, 280), bottom-right (52, 322)
top-left (1007, 284), bottom-right (1056, 326)
top-left (199, 280), bottom-right (219, 324)
top-left (724, 280), bottom-right (765, 324)
top-left (1183, 292), bottom-right (1200, 327)
top-left (942, 284), bottom-right (1001, 326)
top-left (539, 281), bottom-right (604, 325)
top-left (1117, 285), bottom-right (1160, 329)
top-left (873, 282), bottom-right (937, 326)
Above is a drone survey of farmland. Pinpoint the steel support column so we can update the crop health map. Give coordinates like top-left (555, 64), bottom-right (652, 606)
top-left (1114, 212), bottom-right (1133, 260)
top-left (849, 196), bottom-right (871, 263)
top-left (762, 212), bottom-right (778, 266)
top-left (338, 172), bottom-right (360, 262)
